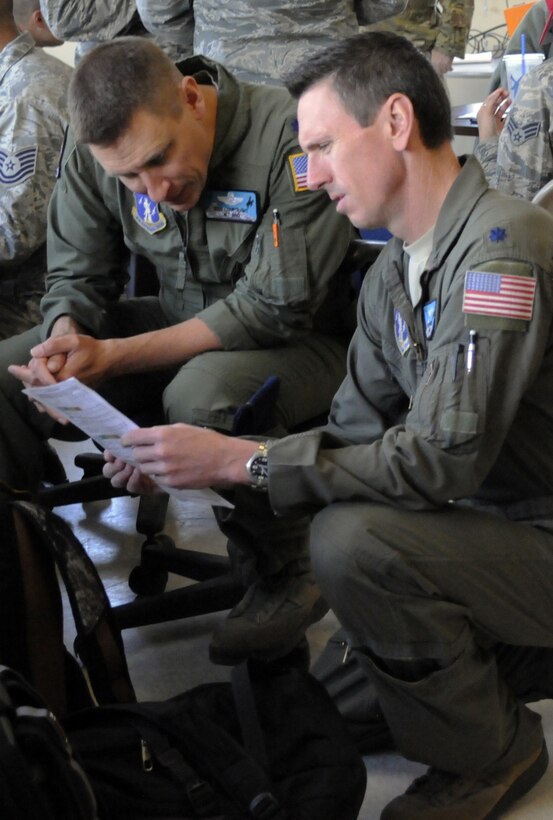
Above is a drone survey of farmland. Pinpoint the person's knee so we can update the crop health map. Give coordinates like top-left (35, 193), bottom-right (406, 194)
top-left (310, 504), bottom-right (368, 596)
top-left (0, 328), bottom-right (41, 398)
top-left (162, 353), bottom-right (250, 431)
top-left (310, 502), bottom-right (423, 600)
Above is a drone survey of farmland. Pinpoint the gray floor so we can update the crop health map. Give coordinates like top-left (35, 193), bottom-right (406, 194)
top-left (54, 438), bottom-right (553, 819)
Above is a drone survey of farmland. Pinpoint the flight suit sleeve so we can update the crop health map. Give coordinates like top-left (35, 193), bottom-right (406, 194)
top-left (265, 213), bottom-right (553, 517)
top-left (41, 135), bottom-right (128, 339)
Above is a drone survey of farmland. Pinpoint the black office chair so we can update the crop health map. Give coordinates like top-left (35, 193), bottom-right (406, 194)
top-left (38, 372), bottom-right (282, 632)
top-left (38, 238), bottom-right (383, 634)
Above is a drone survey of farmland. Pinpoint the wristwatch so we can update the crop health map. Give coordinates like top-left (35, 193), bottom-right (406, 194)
top-left (245, 441), bottom-right (270, 491)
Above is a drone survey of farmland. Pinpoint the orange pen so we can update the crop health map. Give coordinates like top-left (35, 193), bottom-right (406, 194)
top-left (272, 208), bottom-right (281, 248)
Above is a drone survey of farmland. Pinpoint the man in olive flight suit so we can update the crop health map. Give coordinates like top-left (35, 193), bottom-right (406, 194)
top-left (104, 32), bottom-right (553, 819)
top-left (3, 37), bottom-right (355, 664)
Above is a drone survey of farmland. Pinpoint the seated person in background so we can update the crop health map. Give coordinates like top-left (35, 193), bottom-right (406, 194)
top-left (138, 0), bottom-right (406, 86)
top-left (0, 0), bottom-right (71, 340)
top-left (3, 36), bottom-right (356, 664)
top-left (476, 57), bottom-right (553, 200)
top-left (104, 31), bottom-right (553, 819)
top-left (489, 0), bottom-right (551, 92)
top-left (38, 0), bottom-right (193, 61)
top-left (369, 0), bottom-right (474, 76)
top-left (13, 0), bottom-right (61, 45)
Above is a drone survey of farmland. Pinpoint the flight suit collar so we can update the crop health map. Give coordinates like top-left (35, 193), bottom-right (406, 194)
top-left (377, 158), bottom-right (491, 362)
top-left (425, 155), bottom-right (489, 274)
top-left (176, 55), bottom-right (250, 176)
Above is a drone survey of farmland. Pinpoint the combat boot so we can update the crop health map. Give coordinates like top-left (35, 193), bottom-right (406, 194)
top-left (209, 571), bottom-right (328, 665)
top-left (380, 739), bottom-right (548, 819)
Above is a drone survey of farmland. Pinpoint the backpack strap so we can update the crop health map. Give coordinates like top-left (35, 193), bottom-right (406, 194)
top-left (0, 491), bottom-right (68, 718)
top-left (10, 499), bottom-right (136, 708)
top-left (231, 660), bottom-right (270, 771)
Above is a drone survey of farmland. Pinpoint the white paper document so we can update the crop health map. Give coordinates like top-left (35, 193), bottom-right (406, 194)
top-left (24, 377), bottom-right (234, 509)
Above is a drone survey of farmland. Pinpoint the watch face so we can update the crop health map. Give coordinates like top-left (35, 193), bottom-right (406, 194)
top-left (249, 454), bottom-right (268, 479)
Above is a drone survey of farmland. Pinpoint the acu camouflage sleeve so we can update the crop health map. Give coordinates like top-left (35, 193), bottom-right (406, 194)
top-left (434, 0), bottom-right (474, 58)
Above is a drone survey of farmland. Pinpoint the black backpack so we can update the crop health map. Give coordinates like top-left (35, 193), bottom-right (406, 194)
top-left (0, 490), bottom-right (366, 819)
top-left (0, 487), bottom-right (136, 719)
top-left (65, 659), bottom-right (367, 820)
top-left (0, 664), bottom-right (97, 819)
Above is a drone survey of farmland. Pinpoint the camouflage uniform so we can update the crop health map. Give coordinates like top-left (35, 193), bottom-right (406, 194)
top-left (190, 0), bottom-right (406, 85)
top-left (135, 0), bottom-right (194, 56)
top-left (0, 32), bottom-right (72, 340)
top-left (372, 0), bottom-right (474, 60)
top-left (39, 1), bottom-right (193, 62)
top-left (475, 58), bottom-right (553, 201)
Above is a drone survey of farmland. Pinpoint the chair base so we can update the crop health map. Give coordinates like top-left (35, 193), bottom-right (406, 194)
top-left (38, 453), bottom-right (242, 631)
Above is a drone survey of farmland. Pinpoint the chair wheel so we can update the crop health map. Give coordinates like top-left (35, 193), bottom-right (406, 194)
top-left (128, 565), bottom-right (169, 596)
top-left (149, 533), bottom-right (176, 551)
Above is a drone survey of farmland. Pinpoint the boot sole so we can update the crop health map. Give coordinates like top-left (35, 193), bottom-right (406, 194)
top-left (486, 741), bottom-right (549, 820)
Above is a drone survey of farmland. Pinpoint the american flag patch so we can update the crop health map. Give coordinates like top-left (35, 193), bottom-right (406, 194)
top-left (288, 152), bottom-right (309, 192)
top-left (463, 270), bottom-right (536, 321)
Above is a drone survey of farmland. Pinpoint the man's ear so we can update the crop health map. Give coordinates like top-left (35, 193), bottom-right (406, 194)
top-left (32, 9), bottom-right (46, 30)
top-left (179, 76), bottom-right (206, 119)
top-left (387, 93), bottom-right (415, 151)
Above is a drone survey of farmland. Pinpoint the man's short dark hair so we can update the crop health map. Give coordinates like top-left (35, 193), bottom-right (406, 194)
top-left (68, 36), bottom-right (184, 146)
top-left (286, 31), bottom-right (453, 149)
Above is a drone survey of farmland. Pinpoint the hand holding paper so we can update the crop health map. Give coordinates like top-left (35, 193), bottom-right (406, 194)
top-left (23, 378), bottom-right (235, 509)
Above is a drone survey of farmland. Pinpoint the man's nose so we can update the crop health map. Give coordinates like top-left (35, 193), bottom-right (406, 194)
top-left (306, 155), bottom-right (328, 191)
top-left (141, 171), bottom-right (170, 203)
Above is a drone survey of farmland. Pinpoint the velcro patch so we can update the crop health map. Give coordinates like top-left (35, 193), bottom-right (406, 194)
top-left (507, 117), bottom-right (541, 147)
top-left (288, 152), bottom-right (309, 192)
top-left (131, 193), bottom-right (167, 234)
top-left (0, 146), bottom-right (37, 186)
top-left (463, 270), bottom-right (536, 322)
top-left (204, 189), bottom-right (258, 222)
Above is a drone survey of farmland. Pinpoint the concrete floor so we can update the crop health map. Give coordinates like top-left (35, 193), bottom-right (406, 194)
top-left (54, 439), bottom-right (553, 820)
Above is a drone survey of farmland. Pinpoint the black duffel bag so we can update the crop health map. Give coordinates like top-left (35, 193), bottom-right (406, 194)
top-left (66, 659), bottom-right (367, 819)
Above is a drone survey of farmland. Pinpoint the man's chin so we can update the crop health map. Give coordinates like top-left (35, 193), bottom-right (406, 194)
top-left (166, 201), bottom-right (189, 212)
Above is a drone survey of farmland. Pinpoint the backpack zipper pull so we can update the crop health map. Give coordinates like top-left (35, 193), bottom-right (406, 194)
top-left (141, 738), bottom-right (153, 772)
top-left (342, 642), bottom-right (352, 664)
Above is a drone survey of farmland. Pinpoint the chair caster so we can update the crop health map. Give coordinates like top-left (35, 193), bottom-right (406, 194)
top-left (128, 533), bottom-right (177, 596)
top-left (128, 565), bottom-right (169, 596)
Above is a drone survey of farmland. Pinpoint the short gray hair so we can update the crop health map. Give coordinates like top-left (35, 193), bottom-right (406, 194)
top-left (12, 0), bottom-right (38, 26)
top-left (68, 36), bottom-right (184, 145)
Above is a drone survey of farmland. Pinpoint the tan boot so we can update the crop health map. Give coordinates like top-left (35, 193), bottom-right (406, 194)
top-left (380, 741), bottom-right (548, 820)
